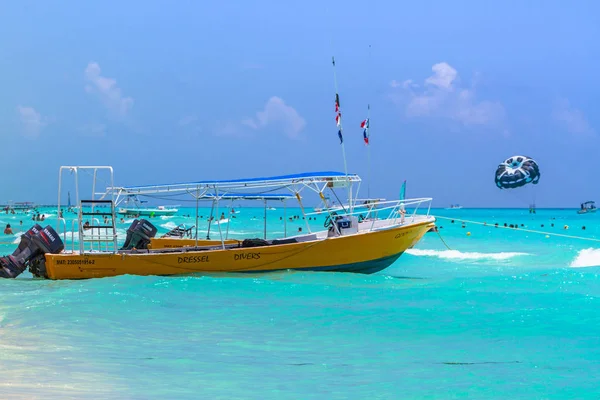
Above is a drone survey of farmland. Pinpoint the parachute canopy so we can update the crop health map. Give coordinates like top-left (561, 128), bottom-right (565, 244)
top-left (495, 155), bottom-right (540, 189)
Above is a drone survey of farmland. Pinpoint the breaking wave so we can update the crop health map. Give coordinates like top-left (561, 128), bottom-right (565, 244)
top-left (570, 248), bottom-right (600, 268)
top-left (405, 249), bottom-right (530, 261)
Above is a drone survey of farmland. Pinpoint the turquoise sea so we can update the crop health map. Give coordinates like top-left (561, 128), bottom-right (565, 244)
top-left (2, 207), bottom-right (600, 399)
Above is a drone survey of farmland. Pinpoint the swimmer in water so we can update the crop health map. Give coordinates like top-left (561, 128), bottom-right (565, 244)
top-left (4, 224), bottom-right (13, 235)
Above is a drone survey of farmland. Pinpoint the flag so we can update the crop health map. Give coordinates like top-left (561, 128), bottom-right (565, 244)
top-left (360, 118), bottom-right (369, 145)
top-left (335, 93), bottom-right (343, 143)
top-left (399, 180), bottom-right (406, 201)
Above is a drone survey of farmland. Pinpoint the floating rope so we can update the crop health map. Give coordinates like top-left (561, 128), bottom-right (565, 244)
top-left (433, 215), bottom-right (600, 243)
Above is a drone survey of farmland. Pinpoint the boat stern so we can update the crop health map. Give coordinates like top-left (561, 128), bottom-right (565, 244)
top-left (0, 224), bottom-right (65, 279)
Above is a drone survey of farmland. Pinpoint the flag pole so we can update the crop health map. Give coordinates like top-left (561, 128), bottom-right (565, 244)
top-left (332, 56), bottom-right (352, 210)
top-left (367, 45), bottom-right (372, 200)
top-left (366, 103), bottom-right (371, 199)
top-left (332, 56), bottom-right (349, 177)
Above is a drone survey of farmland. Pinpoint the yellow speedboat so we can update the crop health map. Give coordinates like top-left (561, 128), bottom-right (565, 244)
top-left (0, 166), bottom-right (434, 280)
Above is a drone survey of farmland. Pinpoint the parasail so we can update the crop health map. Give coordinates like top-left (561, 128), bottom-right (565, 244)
top-left (495, 155), bottom-right (540, 189)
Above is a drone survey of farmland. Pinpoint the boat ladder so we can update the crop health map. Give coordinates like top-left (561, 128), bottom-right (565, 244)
top-left (78, 199), bottom-right (118, 253)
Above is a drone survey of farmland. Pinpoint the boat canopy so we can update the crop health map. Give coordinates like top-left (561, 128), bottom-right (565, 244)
top-left (106, 171), bottom-right (360, 196)
top-left (199, 193), bottom-right (295, 201)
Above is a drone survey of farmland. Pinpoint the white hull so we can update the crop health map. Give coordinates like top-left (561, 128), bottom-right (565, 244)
top-left (578, 209), bottom-right (597, 215)
top-left (118, 208), bottom-right (178, 216)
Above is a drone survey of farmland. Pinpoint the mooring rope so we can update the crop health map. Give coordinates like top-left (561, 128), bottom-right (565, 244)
top-left (435, 229), bottom-right (453, 250)
top-left (433, 215), bottom-right (600, 243)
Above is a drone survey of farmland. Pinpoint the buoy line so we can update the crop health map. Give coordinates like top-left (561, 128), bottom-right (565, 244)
top-left (433, 215), bottom-right (600, 243)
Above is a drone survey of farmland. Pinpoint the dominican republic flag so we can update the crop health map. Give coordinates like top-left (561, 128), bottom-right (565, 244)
top-left (360, 118), bottom-right (369, 145)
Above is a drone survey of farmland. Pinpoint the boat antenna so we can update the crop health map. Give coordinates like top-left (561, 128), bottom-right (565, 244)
top-left (332, 56), bottom-right (349, 177)
top-left (332, 56), bottom-right (353, 210)
top-left (365, 103), bottom-right (371, 199)
top-left (362, 44), bottom-right (373, 199)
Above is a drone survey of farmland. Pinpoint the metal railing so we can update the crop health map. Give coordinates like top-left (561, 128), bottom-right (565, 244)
top-left (304, 197), bottom-right (434, 234)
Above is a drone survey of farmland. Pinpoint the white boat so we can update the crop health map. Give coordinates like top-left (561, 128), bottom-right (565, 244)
top-left (115, 194), bottom-right (178, 216)
top-left (117, 205), bottom-right (178, 217)
top-left (578, 201), bottom-right (596, 215)
top-left (446, 204), bottom-right (463, 210)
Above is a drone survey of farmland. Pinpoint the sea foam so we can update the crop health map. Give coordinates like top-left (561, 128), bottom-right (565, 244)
top-left (405, 248), bottom-right (530, 261)
top-left (570, 248), bottom-right (600, 268)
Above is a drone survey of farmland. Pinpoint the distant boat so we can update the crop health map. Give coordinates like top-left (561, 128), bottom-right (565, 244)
top-left (446, 204), bottom-right (463, 210)
top-left (117, 205), bottom-right (178, 217)
top-left (2, 201), bottom-right (37, 213)
top-left (578, 201), bottom-right (596, 215)
top-left (116, 194), bottom-right (178, 216)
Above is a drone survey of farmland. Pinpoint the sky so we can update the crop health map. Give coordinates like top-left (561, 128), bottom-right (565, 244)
top-left (0, 0), bottom-right (598, 207)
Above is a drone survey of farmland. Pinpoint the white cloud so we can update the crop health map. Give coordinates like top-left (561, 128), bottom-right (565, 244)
top-left (78, 123), bottom-right (107, 137)
top-left (391, 62), bottom-right (505, 127)
top-left (425, 62), bottom-right (458, 89)
top-left (553, 99), bottom-right (595, 136)
top-left (243, 96), bottom-right (306, 139)
top-left (84, 62), bottom-right (133, 116)
top-left (17, 106), bottom-right (46, 138)
top-left (390, 79), bottom-right (417, 89)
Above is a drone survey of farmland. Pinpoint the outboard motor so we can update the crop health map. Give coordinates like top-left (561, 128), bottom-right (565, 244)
top-left (120, 219), bottom-right (157, 250)
top-left (28, 226), bottom-right (66, 278)
top-left (0, 225), bottom-right (64, 279)
top-left (11, 224), bottom-right (43, 256)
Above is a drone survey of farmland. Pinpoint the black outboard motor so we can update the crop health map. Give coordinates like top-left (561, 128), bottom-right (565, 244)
top-left (11, 224), bottom-right (43, 256)
top-left (0, 224), bottom-right (43, 278)
top-left (0, 225), bottom-right (64, 279)
top-left (28, 226), bottom-right (66, 278)
top-left (120, 219), bottom-right (157, 250)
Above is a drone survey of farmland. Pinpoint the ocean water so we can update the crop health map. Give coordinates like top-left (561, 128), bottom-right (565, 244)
top-left (2, 207), bottom-right (600, 399)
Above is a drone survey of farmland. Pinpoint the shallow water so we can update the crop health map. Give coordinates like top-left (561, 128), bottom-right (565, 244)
top-left (2, 207), bottom-right (600, 399)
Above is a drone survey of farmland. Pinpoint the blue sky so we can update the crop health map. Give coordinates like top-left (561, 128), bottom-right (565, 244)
top-left (1, 0), bottom-right (598, 207)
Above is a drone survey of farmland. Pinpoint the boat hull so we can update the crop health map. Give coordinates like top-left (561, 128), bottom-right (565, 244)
top-left (42, 220), bottom-right (434, 279)
top-left (578, 209), bottom-right (596, 214)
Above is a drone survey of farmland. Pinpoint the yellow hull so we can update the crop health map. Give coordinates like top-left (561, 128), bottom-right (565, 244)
top-left (43, 221), bottom-right (433, 280)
